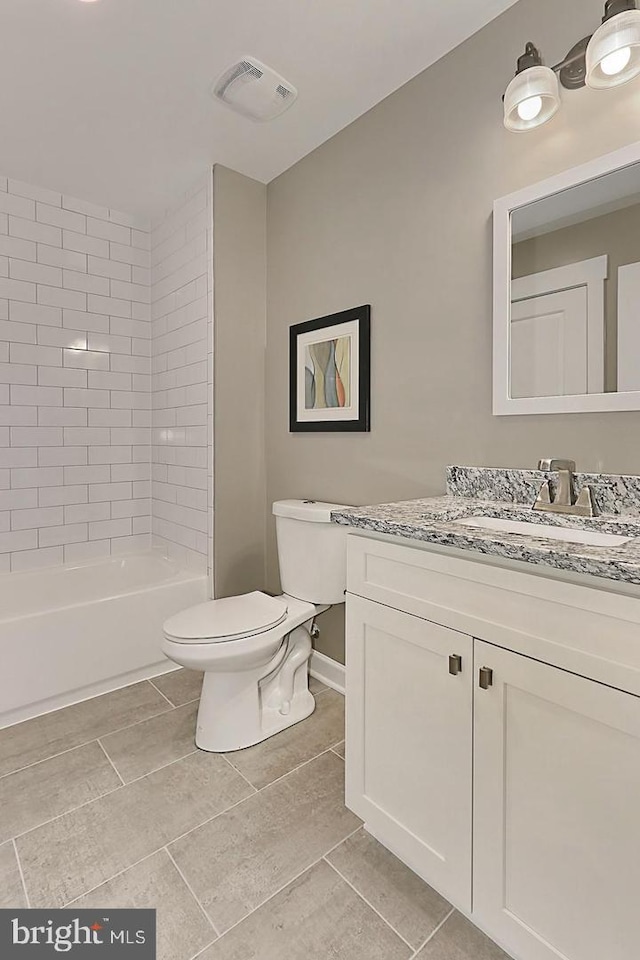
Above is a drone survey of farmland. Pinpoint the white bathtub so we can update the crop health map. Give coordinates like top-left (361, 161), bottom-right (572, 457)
top-left (0, 553), bottom-right (209, 728)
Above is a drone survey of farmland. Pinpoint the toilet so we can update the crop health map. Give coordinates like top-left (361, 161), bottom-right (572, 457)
top-left (162, 499), bottom-right (349, 752)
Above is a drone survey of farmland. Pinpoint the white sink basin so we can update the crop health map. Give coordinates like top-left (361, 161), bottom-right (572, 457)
top-left (454, 516), bottom-right (633, 548)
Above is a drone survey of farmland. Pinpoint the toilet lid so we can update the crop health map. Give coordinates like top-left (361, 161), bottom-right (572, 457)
top-left (163, 591), bottom-right (289, 643)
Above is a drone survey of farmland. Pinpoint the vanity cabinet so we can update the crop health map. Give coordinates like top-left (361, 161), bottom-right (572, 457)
top-left (345, 533), bottom-right (640, 960)
top-left (473, 639), bottom-right (640, 960)
top-left (346, 594), bottom-right (473, 911)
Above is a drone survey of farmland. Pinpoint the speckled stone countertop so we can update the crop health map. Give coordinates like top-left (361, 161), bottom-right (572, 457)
top-left (331, 466), bottom-right (640, 587)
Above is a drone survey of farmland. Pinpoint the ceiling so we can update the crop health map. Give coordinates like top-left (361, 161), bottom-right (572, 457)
top-left (0, 0), bottom-right (518, 220)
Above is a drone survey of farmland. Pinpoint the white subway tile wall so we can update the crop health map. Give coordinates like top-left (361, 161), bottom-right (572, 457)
top-left (150, 176), bottom-right (213, 574)
top-left (0, 176), bottom-right (152, 572)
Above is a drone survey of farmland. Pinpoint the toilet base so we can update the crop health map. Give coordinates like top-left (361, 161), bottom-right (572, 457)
top-left (195, 623), bottom-right (315, 752)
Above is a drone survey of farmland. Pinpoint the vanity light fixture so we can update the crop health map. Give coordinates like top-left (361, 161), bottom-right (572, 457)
top-left (587, 0), bottom-right (640, 87)
top-left (504, 0), bottom-right (640, 132)
top-left (503, 43), bottom-right (561, 132)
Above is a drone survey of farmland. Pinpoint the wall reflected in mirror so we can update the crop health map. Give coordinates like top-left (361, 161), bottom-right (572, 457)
top-left (510, 162), bottom-right (640, 400)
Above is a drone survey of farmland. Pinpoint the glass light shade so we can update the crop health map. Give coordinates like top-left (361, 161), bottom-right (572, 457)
top-left (504, 66), bottom-right (561, 132)
top-left (586, 10), bottom-right (640, 88)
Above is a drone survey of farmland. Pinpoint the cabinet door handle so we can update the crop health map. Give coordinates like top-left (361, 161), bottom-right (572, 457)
top-left (449, 654), bottom-right (462, 676)
top-left (479, 666), bottom-right (493, 689)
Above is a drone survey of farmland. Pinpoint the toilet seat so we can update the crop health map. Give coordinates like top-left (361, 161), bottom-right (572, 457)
top-left (163, 591), bottom-right (289, 644)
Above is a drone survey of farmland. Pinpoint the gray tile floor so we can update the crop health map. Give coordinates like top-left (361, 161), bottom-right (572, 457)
top-left (0, 670), bottom-right (511, 960)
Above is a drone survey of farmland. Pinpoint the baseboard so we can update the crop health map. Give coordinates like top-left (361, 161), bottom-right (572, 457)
top-left (310, 650), bottom-right (345, 696)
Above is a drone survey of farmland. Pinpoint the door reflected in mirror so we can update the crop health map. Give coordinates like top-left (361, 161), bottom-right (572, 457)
top-left (511, 162), bottom-right (640, 400)
top-left (494, 145), bottom-right (640, 414)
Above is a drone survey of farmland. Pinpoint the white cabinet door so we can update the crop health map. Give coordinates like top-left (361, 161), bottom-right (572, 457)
top-left (345, 593), bottom-right (473, 911)
top-left (474, 639), bottom-right (640, 960)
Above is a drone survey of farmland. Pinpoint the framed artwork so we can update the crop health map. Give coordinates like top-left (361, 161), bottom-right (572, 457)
top-left (289, 305), bottom-right (371, 432)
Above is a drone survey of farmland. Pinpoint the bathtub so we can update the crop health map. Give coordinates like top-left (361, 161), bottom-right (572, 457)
top-left (0, 553), bottom-right (209, 728)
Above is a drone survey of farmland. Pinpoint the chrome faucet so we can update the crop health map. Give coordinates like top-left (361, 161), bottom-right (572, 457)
top-left (533, 459), bottom-right (597, 517)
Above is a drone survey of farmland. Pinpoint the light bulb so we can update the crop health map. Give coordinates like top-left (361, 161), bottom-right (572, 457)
top-left (504, 65), bottom-right (560, 132)
top-left (600, 45), bottom-right (632, 75)
top-left (586, 9), bottom-right (640, 88)
top-left (517, 95), bottom-right (543, 121)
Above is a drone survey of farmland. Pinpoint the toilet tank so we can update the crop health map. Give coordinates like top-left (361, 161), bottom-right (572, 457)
top-left (272, 500), bottom-right (351, 605)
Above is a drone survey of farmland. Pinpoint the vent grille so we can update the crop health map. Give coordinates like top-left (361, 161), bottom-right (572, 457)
top-left (211, 57), bottom-right (298, 121)
top-left (215, 60), bottom-right (264, 100)
top-left (241, 61), bottom-right (264, 81)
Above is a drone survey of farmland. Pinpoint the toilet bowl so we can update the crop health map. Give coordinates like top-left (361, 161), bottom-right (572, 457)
top-left (163, 591), bottom-right (326, 751)
top-left (162, 499), bottom-right (349, 753)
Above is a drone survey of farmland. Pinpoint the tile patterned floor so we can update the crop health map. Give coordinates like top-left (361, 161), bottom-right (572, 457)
top-left (0, 669), bottom-right (512, 960)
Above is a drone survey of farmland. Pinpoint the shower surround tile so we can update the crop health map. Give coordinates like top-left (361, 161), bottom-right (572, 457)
top-left (0, 680), bottom-right (170, 778)
top-left (0, 170), bottom-right (214, 576)
top-left (0, 174), bottom-right (152, 570)
top-left (150, 177), bottom-right (213, 573)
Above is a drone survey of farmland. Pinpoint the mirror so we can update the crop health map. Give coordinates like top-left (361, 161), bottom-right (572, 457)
top-left (493, 144), bottom-right (640, 415)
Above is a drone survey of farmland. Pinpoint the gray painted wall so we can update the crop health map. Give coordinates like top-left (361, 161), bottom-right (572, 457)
top-left (265, 0), bottom-right (640, 662)
top-left (213, 166), bottom-right (267, 598)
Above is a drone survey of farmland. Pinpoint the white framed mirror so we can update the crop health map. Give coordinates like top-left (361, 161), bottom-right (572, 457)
top-left (493, 141), bottom-right (640, 415)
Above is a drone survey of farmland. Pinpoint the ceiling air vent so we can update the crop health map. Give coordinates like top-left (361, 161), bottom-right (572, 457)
top-left (212, 57), bottom-right (298, 122)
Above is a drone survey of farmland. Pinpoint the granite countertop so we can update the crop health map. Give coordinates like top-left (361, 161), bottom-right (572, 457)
top-left (330, 466), bottom-right (640, 587)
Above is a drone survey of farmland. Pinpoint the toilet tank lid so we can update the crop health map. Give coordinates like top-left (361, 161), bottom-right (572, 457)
top-left (272, 499), bottom-right (350, 523)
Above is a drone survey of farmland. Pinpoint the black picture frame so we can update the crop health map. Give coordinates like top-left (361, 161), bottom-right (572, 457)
top-left (289, 305), bottom-right (371, 433)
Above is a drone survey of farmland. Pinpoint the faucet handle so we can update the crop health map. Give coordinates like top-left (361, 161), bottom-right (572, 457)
top-left (533, 480), bottom-right (553, 508)
top-left (575, 486), bottom-right (597, 516)
top-left (538, 458), bottom-right (576, 472)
